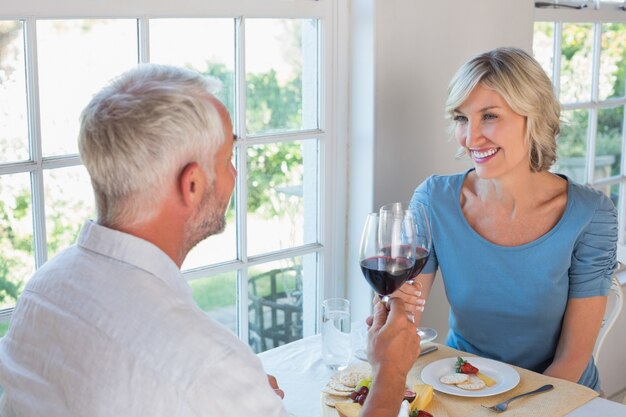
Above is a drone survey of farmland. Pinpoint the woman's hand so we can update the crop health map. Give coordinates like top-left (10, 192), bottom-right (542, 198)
top-left (372, 280), bottom-right (425, 314)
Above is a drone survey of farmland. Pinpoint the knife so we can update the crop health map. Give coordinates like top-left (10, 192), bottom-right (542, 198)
top-left (419, 345), bottom-right (438, 357)
top-left (355, 345), bottom-right (438, 362)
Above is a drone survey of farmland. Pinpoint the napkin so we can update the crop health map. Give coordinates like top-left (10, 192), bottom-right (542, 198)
top-left (398, 400), bottom-right (409, 417)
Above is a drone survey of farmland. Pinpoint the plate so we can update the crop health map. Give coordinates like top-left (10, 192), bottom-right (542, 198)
top-left (420, 357), bottom-right (520, 397)
top-left (354, 337), bottom-right (437, 362)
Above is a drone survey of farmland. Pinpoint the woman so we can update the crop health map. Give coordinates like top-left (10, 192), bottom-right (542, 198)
top-left (401, 47), bottom-right (617, 391)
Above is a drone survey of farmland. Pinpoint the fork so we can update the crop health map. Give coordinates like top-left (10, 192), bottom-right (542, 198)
top-left (481, 384), bottom-right (554, 412)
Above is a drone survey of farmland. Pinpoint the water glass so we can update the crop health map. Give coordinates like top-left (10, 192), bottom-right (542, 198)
top-left (321, 298), bottom-right (352, 370)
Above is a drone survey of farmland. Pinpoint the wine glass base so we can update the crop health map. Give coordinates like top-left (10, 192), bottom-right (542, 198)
top-left (355, 327), bottom-right (437, 362)
top-left (417, 327), bottom-right (437, 344)
top-left (354, 349), bottom-right (368, 362)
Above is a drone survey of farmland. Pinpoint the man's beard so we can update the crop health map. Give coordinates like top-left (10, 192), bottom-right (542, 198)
top-left (183, 184), bottom-right (228, 255)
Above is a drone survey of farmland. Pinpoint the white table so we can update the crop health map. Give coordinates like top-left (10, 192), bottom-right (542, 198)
top-left (258, 334), bottom-right (626, 417)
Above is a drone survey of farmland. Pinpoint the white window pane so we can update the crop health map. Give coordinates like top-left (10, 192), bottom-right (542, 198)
top-left (595, 106), bottom-right (623, 181)
top-left (247, 139), bottom-right (318, 256)
top-left (0, 21), bottom-right (28, 163)
top-left (190, 271), bottom-right (237, 335)
top-left (37, 19), bottom-right (138, 157)
top-left (599, 23), bottom-right (626, 101)
top-left (0, 172), bottom-right (34, 309)
top-left (554, 109), bottom-right (589, 183)
top-left (43, 165), bottom-right (95, 260)
top-left (149, 18), bottom-right (235, 117)
top-left (560, 23), bottom-right (593, 104)
top-left (532, 22), bottom-right (555, 82)
top-left (245, 19), bottom-right (319, 135)
top-left (248, 256), bottom-right (308, 353)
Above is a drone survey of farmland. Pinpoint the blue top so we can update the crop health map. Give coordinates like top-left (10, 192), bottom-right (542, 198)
top-left (409, 170), bottom-right (617, 391)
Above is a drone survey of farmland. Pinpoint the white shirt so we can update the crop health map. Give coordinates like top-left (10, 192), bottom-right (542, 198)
top-left (0, 221), bottom-right (289, 417)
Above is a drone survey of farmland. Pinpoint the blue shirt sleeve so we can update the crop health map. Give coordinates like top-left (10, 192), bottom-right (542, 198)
top-left (409, 177), bottom-right (438, 275)
top-left (569, 193), bottom-right (618, 298)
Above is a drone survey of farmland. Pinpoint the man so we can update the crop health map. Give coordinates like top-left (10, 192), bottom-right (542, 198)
top-left (0, 64), bottom-right (420, 417)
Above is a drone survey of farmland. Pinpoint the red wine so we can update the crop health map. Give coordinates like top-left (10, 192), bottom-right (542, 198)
top-left (376, 245), bottom-right (430, 278)
top-left (411, 247), bottom-right (430, 277)
top-left (360, 256), bottom-right (415, 296)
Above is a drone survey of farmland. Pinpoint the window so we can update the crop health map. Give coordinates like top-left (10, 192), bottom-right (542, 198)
top-left (533, 1), bottom-right (626, 261)
top-left (0, 1), bottom-right (345, 353)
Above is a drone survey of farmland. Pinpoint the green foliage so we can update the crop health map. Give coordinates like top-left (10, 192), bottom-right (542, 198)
top-left (246, 69), bottom-right (302, 133)
top-left (0, 196), bottom-right (28, 304)
top-left (0, 321), bottom-right (8, 338)
top-left (247, 142), bottom-right (303, 217)
top-left (556, 23), bottom-right (625, 170)
top-left (201, 64), bottom-right (304, 219)
top-left (190, 273), bottom-right (237, 311)
top-left (201, 62), bottom-right (235, 120)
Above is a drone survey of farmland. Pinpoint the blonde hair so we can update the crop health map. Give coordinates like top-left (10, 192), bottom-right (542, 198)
top-left (446, 47), bottom-right (561, 172)
top-left (78, 64), bottom-right (225, 227)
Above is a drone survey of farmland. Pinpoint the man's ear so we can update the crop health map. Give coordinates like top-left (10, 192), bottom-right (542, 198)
top-left (179, 162), bottom-right (205, 207)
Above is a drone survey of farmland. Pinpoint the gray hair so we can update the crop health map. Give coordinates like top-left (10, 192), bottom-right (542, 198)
top-left (78, 64), bottom-right (226, 227)
top-left (446, 47), bottom-right (561, 172)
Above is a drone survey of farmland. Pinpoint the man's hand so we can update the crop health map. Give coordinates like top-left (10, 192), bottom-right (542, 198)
top-left (267, 374), bottom-right (284, 399)
top-left (367, 297), bottom-right (421, 376)
top-left (360, 297), bottom-right (421, 417)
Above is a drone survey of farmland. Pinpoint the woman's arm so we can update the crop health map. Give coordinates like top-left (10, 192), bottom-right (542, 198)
top-left (543, 296), bottom-right (607, 383)
top-left (388, 272), bottom-right (436, 326)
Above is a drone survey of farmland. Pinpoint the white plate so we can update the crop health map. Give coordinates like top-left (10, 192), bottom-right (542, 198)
top-left (421, 356), bottom-right (520, 397)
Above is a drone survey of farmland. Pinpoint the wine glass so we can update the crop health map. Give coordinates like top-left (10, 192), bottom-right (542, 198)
top-left (370, 203), bottom-right (437, 343)
top-left (359, 208), bottom-right (417, 303)
top-left (398, 202), bottom-right (437, 344)
top-left (355, 208), bottom-right (417, 361)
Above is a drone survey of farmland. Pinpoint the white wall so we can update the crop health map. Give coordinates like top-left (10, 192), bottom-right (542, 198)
top-left (348, 0), bottom-right (534, 332)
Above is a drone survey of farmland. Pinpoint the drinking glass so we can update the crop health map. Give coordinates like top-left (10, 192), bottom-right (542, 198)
top-left (321, 298), bottom-right (352, 370)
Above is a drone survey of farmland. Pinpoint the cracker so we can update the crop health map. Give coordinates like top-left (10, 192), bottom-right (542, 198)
top-left (337, 370), bottom-right (368, 388)
top-left (322, 386), bottom-right (353, 397)
top-left (439, 373), bottom-right (469, 385)
top-left (325, 379), bottom-right (354, 392)
top-left (323, 393), bottom-right (355, 407)
top-left (456, 375), bottom-right (486, 391)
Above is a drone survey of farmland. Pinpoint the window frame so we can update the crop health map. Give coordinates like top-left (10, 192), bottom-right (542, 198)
top-left (0, 0), bottom-right (349, 350)
top-left (534, 1), bottom-right (626, 262)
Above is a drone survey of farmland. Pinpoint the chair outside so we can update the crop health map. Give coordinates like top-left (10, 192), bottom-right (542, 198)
top-left (593, 273), bottom-right (623, 364)
top-left (248, 265), bottom-right (303, 353)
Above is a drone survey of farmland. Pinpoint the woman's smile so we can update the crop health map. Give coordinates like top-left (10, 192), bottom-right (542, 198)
top-left (470, 147), bottom-right (500, 163)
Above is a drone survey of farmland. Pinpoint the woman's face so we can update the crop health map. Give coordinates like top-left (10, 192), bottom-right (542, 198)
top-left (454, 84), bottom-right (529, 180)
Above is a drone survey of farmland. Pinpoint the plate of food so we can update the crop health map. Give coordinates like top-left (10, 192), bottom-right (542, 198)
top-left (420, 356), bottom-right (520, 397)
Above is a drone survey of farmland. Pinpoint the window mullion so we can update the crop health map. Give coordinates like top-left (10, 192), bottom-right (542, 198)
top-left (137, 17), bottom-right (150, 63)
top-left (234, 16), bottom-right (250, 343)
top-left (24, 17), bottom-right (48, 269)
top-left (586, 22), bottom-right (603, 184)
top-left (235, 16), bottom-right (247, 266)
top-left (552, 21), bottom-right (563, 99)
